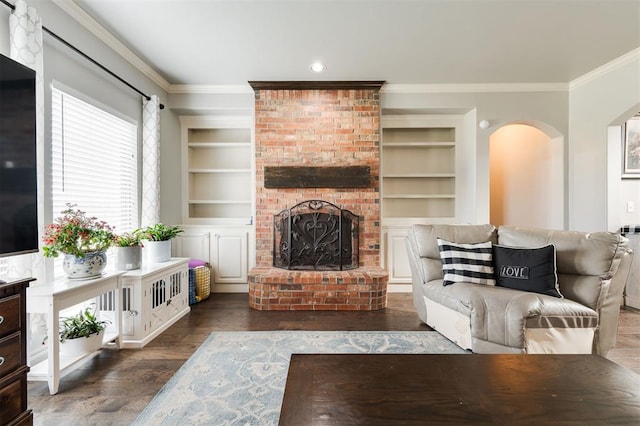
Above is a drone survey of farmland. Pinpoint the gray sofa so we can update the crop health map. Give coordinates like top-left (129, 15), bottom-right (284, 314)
top-left (407, 224), bottom-right (633, 355)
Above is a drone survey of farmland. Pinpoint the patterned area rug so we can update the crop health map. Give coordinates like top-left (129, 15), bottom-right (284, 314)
top-left (134, 331), bottom-right (466, 425)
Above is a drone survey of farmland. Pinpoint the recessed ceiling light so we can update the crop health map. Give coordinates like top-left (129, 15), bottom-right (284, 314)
top-left (309, 62), bottom-right (326, 73)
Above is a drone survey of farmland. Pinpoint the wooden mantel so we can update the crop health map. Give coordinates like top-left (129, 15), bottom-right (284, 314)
top-left (264, 166), bottom-right (371, 188)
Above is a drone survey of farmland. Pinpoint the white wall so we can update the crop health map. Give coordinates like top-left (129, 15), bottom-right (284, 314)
top-left (568, 53), bottom-right (640, 232)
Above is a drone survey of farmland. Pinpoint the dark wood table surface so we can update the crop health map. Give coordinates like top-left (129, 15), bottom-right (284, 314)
top-left (279, 353), bottom-right (640, 425)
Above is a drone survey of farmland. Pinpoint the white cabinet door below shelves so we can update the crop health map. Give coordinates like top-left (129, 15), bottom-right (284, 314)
top-left (211, 230), bottom-right (248, 284)
top-left (383, 227), bottom-right (412, 285)
top-left (173, 232), bottom-right (211, 261)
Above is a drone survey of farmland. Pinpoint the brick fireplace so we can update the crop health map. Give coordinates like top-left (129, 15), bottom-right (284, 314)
top-left (248, 81), bottom-right (388, 310)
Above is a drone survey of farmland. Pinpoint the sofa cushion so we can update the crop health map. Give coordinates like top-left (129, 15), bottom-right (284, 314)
top-left (437, 239), bottom-right (495, 286)
top-left (422, 280), bottom-right (476, 317)
top-left (411, 224), bottom-right (497, 259)
top-left (497, 225), bottom-right (627, 310)
top-left (423, 279), bottom-right (598, 350)
top-left (497, 225), bottom-right (624, 277)
top-left (409, 224), bottom-right (497, 282)
top-left (492, 244), bottom-right (563, 298)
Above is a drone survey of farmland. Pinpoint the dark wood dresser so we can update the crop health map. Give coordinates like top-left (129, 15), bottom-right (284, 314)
top-left (0, 278), bottom-right (34, 426)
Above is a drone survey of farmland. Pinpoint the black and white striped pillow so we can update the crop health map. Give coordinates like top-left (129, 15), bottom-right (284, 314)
top-left (437, 238), bottom-right (495, 286)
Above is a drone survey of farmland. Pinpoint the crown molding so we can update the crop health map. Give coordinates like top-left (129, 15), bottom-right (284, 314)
top-left (248, 81), bottom-right (386, 90)
top-left (53, 0), bottom-right (170, 92)
top-left (380, 83), bottom-right (568, 94)
top-left (569, 48), bottom-right (640, 90)
top-left (168, 82), bottom-right (568, 95)
top-left (168, 84), bottom-right (254, 94)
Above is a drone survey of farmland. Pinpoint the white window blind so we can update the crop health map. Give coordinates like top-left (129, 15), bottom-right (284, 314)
top-left (51, 87), bottom-right (138, 243)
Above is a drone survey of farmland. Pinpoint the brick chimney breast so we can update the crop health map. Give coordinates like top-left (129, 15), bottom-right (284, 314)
top-left (252, 84), bottom-right (383, 268)
top-left (248, 81), bottom-right (388, 311)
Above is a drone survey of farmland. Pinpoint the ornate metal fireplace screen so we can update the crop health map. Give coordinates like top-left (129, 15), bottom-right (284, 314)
top-left (273, 200), bottom-right (359, 271)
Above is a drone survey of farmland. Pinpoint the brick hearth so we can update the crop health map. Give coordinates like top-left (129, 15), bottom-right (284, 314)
top-left (248, 82), bottom-right (388, 311)
top-left (248, 267), bottom-right (387, 311)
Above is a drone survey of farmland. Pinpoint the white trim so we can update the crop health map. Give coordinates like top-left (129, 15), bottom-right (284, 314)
top-left (51, 80), bottom-right (137, 126)
top-left (213, 283), bottom-right (248, 293)
top-left (380, 83), bottom-right (568, 94)
top-left (569, 48), bottom-right (640, 90)
top-left (52, 0), bottom-right (170, 92)
top-left (169, 84), bottom-right (254, 94)
top-left (387, 284), bottom-right (412, 293)
top-left (169, 82), bottom-right (569, 95)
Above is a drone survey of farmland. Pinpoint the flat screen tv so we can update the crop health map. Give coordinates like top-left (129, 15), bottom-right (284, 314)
top-left (0, 53), bottom-right (38, 258)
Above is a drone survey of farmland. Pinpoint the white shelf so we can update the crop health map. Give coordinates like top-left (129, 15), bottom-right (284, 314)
top-left (188, 142), bottom-right (251, 148)
top-left (383, 194), bottom-right (455, 199)
top-left (381, 115), bottom-right (463, 225)
top-left (383, 142), bottom-right (455, 147)
top-left (29, 330), bottom-right (119, 380)
top-left (189, 200), bottom-right (252, 204)
top-left (384, 173), bottom-right (455, 178)
top-left (188, 168), bottom-right (252, 173)
top-left (181, 115), bottom-right (254, 224)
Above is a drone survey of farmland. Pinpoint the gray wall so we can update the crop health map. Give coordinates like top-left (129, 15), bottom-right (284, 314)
top-left (568, 57), bottom-right (640, 232)
top-left (0, 1), bottom-right (180, 225)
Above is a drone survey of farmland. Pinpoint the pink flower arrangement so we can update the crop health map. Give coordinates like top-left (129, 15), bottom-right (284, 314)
top-left (43, 203), bottom-right (115, 258)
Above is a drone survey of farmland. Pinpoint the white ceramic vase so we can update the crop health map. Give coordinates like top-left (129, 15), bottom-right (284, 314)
top-left (62, 251), bottom-right (107, 279)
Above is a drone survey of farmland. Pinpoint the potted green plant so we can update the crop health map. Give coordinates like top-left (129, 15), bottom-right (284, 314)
top-left (113, 232), bottom-right (142, 270)
top-left (58, 305), bottom-right (110, 357)
top-left (135, 223), bottom-right (184, 263)
top-left (43, 203), bottom-right (116, 279)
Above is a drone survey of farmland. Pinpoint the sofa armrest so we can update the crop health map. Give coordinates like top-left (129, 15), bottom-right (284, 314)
top-left (596, 245), bottom-right (633, 355)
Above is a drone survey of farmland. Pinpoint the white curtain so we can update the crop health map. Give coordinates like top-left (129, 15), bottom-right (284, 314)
top-left (8, 0), bottom-right (45, 284)
top-left (141, 95), bottom-right (161, 226)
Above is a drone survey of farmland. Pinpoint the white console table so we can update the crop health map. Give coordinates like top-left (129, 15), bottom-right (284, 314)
top-left (26, 271), bottom-right (123, 395)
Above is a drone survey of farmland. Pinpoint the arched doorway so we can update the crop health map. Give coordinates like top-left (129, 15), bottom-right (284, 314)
top-left (489, 123), bottom-right (564, 229)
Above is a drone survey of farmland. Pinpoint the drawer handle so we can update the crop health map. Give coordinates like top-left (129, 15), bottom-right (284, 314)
top-left (0, 357), bottom-right (4, 366)
top-left (0, 315), bottom-right (3, 325)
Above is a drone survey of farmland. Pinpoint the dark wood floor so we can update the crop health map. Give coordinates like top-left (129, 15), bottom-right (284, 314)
top-left (27, 293), bottom-right (640, 426)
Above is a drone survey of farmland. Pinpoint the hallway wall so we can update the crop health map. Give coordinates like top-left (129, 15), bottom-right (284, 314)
top-left (490, 124), bottom-right (563, 229)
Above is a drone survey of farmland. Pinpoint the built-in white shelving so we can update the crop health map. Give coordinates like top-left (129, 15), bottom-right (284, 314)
top-left (381, 116), bottom-right (461, 225)
top-left (381, 114), bottom-right (466, 287)
top-left (180, 116), bottom-right (254, 225)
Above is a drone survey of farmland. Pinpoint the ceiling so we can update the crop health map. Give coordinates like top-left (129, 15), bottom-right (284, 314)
top-left (66, 0), bottom-right (639, 87)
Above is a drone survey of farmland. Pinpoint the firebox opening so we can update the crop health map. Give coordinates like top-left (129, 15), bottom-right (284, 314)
top-left (273, 200), bottom-right (359, 271)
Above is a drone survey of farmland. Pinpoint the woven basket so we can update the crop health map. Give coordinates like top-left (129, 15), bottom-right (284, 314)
top-left (193, 265), bottom-right (211, 301)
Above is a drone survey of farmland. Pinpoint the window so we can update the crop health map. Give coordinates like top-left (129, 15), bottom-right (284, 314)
top-left (51, 87), bottom-right (138, 274)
